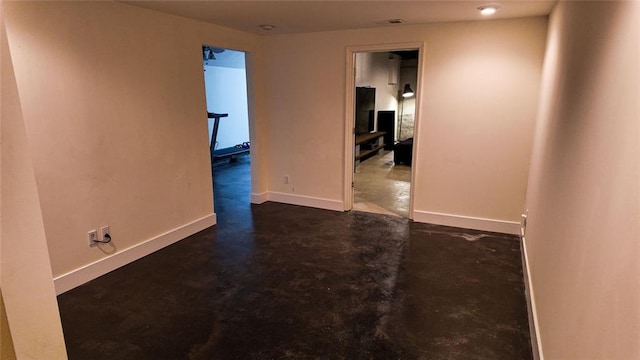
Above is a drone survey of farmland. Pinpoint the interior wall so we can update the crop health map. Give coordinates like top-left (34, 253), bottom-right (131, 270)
top-left (524, 1), bottom-right (639, 358)
top-left (1, 7), bottom-right (67, 356)
top-left (264, 17), bottom-right (547, 223)
top-left (0, 4), bottom-right (18, 358)
top-left (3, 1), bottom-right (262, 280)
top-left (354, 52), bottom-right (399, 130)
top-left (398, 60), bottom-right (418, 140)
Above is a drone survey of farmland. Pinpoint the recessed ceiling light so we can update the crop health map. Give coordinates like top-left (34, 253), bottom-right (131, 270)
top-left (478, 5), bottom-right (499, 16)
top-left (259, 24), bottom-right (275, 31)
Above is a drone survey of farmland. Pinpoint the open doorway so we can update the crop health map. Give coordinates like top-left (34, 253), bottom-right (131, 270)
top-left (202, 45), bottom-right (251, 215)
top-left (345, 44), bottom-right (423, 218)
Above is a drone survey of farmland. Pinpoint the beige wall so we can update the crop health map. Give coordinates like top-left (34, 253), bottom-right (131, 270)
top-left (1, 2), bottom-right (67, 355)
top-left (355, 51), bottom-right (400, 124)
top-left (3, 1), bottom-right (263, 279)
top-left (0, 4), bottom-right (17, 358)
top-left (525, 1), bottom-right (639, 358)
top-left (263, 17), bottom-right (547, 224)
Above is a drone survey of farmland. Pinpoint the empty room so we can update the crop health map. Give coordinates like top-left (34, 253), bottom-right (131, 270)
top-left (1, 1), bottom-right (637, 359)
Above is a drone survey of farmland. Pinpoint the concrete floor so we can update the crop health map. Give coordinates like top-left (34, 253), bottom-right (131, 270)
top-left (57, 155), bottom-right (532, 359)
top-left (354, 151), bottom-right (411, 218)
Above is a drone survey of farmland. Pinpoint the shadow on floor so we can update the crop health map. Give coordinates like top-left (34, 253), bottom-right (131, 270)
top-left (57, 155), bottom-right (532, 360)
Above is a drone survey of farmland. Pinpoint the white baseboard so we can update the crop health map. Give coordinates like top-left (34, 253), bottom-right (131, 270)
top-left (412, 210), bottom-right (520, 235)
top-left (54, 213), bottom-right (217, 295)
top-left (251, 192), bottom-right (269, 204)
top-left (521, 233), bottom-right (544, 360)
top-left (265, 191), bottom-right (344, 212)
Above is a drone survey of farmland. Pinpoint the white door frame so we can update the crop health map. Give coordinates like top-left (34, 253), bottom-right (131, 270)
top-left (343, 42), bottom-right (426, 219)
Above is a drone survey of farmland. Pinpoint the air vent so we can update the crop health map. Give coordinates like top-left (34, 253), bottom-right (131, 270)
top-left (387, 19), bottom-right (405, 24)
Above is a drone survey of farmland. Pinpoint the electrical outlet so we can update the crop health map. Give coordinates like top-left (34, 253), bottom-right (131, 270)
top-left (88, 230), bottom-right (98, 246)
top-left (283, 175), bottom-right (290, 184)
top-left (100, 226), bottom-right (110, 241)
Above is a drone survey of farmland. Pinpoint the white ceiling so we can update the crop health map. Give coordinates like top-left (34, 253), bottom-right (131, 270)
top-left (125, 1), bottom-right (556, 35)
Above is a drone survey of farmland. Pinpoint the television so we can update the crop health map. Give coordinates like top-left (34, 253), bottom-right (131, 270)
top-left (355, 87), bottom-right (376, 135)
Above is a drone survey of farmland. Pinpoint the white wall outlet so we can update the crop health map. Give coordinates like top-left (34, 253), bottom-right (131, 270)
top-left (283, 175), bottom-right (290, 184)
top-left (100, 225), bottom-right (110, 241)
top-left (88, 230), bottom-right (98, 246)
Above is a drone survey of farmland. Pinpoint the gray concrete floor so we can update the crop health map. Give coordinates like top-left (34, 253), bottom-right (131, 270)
top-left (354, 150), bottom-right (411, 217)
top-left (57, 155), bottom-right (532, 359)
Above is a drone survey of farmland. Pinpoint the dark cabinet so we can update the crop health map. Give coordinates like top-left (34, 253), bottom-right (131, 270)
top-left (377, 111), bottom-right (395, 150)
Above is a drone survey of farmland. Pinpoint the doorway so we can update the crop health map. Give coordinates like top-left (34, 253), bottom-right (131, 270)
top-left (344, 44), bottom-right (424, 219)
top-left (202, 45), bottom-right (252, 215)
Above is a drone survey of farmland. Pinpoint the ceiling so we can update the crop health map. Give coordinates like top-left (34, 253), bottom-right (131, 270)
top-left (125, 1), bottom-right (556, 35)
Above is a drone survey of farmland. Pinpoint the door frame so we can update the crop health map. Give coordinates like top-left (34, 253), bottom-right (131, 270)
top-left (343, 42), bottom-right (425, 219)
